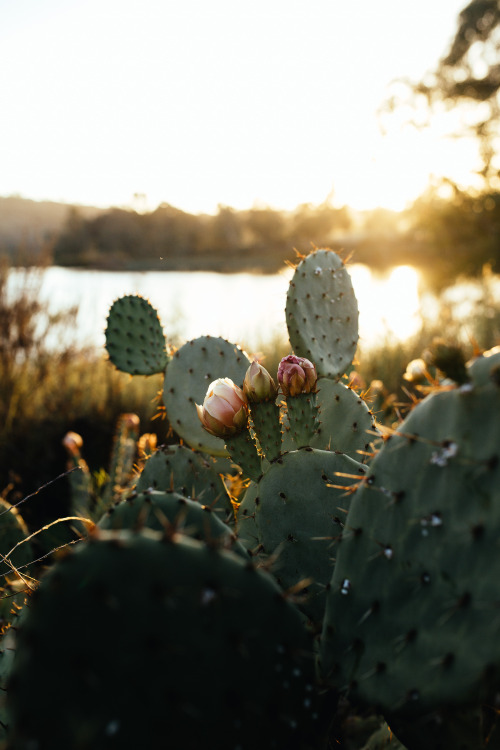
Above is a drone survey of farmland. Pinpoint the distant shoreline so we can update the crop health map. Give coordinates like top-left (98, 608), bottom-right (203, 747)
top-left (6, 255), bottom-right (291, 275)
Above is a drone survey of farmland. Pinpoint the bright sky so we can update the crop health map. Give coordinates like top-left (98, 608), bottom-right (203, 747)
top-left (0, 0), bottom-right (474, 214)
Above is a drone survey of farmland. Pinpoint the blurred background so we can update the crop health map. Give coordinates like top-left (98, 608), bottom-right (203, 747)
top-left (1, 0), bottom-right (500, 524)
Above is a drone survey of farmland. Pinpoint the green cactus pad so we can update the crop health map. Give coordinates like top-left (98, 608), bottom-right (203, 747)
top-left (163, 335), bottom-right (251, 455)
top-left (225, 427), bottom-right (263, 482)
top-left (8, 530), bottom-right (319, 749)
top-left (0, 630), bottom-right (15, 742)
top-left (98, 489), bottom-right (247, 558)
top-left (310, 379), bottom-right (377, 461)
top-left (0, 605), bottom-right (25, 743)
top-left (0, 499), bottom-right (34, 578)
top-left (255, 448), bottom-right (368, 624)
top-left (248, 399), bottom-right (282, 462)
top-left (283, 392), bottom-right (321, 449)
top-left (105, 295), bottom-right (168, 375)
top-left (0, 581), bottom-right (27, 631)
top-left (286, 249), bottom-right (359, 379)
top-left (319, 377), bottom-right (500, 720)
top-left (467, 345), bottom-right (500, 387)
top-left (135, 443), bottom-right (232, 517)
top-left (235, 481), bottom-right (261, 557)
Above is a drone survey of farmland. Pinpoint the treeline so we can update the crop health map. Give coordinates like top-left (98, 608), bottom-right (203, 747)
top-left (45, 189), bottom-right (500, 284)
top-left (3, 187), bottom-right (500, 288)
top-left (335, 187), bottom-right (500, 290)
top-left (51, 202), bottom-right (352, 273)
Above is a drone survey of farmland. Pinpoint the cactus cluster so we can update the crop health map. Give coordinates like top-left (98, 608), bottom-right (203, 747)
top-left (1, 248), bottom-right (499, 749)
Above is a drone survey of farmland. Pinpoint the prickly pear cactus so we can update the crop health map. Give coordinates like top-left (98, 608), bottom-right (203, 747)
top-left (65, 415), bottom-right (142, 523)
top-left (254, 448), bottom-right (367, 624)
top-left (467, 345), bottom-right (500, 387)
top-left (0, 499), bottom-right (33, 580)
top-left (281, 379), bottom-right (376, 461)
top-left (286, 249), bottom-right (358, 379)
top-left (7, 529), bottom-right (321, 749)
top-left (234, 481), bottom-right (261, 555)
top-left (98, 489), bottom-right (247, 557)
top-left (135, 443), bottom-right (233, 517)
top-left (105, 294), bottom-right (169, 375)
top-left (0, 603), bottom-right (25, 744)
top-left (319, 361), bottom-right (500, 744)
top-left (163, 335), bottom-right (251, 455)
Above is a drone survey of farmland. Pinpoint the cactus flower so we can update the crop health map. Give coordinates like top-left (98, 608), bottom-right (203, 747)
top-left (243, 361), bottom-right (278, 402)
top-left (196, 377), bottom-right (248, 438)
top-left (278, 355), bottom-right (317, 397)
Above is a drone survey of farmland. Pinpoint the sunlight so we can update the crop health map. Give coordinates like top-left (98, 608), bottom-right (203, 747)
top-left (350, 264), bottom-right (421, 347)
top-left (0, 0), bottom-right (470, 214)
top-left (333, 123), bottom-right (482, 212)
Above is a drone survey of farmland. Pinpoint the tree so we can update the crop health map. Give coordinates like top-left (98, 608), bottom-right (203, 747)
top-left (384, 0), bottom-right (500, 186)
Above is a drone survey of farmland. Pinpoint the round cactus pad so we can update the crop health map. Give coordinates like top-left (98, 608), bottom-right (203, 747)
top-left (105, 295), bottom-right (168, 375)
top-left (7, 530), bottom-right (318, 749)
top-left (310, 379), bottom-right (376, 461)
top-left (163, 336), bottom-right (251, 455)
top-left (135, 444), bottom-right (231, 514)
top-left (286, 249), bottom-right (359, 379)
top-left (320, 378), bottom-right (500, 717)
top-left (99, 490), bottom-right (246, 557)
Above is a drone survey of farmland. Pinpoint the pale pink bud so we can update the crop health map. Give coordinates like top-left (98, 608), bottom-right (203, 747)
top-left (62, 431), bottom-right (83, 457)
top-left (196, 377), bottom-right (248, 438)
top-left (120, 413), bottom-right (140, 430)
top-left (277, 355), bottom-right (317, 397)
top-left (403, 358), bottom-right (428, 384)
top-left (243, 361), bottom-right (278, 403)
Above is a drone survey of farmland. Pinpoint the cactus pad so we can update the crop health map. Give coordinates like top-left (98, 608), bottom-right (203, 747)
top-left (7, 530), bottom-right (319, 749)
top-left (235, 481), bottom-right (261, 556)
top-left (310, 379), bottom-right (377, 462)
top-left (135, 443), bottom-right (232, 517)
top-left (286, 249), bottom-right (359, 379)
top-left (255, 448), bottom-right (368, 623)
top-left (163, 335), bottom-right (251, 455)
top-left (319, 376), bottom-right (500, 720)
top-left (0, 499), bottom-right (33, 579)
top-left (105, 295), bottom-right (168, 375)
top-left (99, 489), bottom-right (247, 557)
top-left (467, 345), bottom-right (500, 387)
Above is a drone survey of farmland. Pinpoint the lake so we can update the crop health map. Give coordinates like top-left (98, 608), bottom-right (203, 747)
top-left (5, 264), bottom-right (495, 355)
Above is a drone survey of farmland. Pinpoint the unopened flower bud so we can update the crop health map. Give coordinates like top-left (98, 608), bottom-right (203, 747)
top-left (120, 413), bottom-right (140, 430)
top-left (277, 354), bottom-right (317, 397)
top-left (243, 361), bottom-right (278, 402)
top-left (196, 377), bottom-right (248, 438)
top-left (62, 431), bottom-right (83, 457)
top-left (403, 358), bottom-right (428, 384)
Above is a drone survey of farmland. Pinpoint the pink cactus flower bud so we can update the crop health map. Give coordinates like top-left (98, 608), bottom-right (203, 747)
top-left (243, 361), bottom-right (278, 403)
top-left (277, 355), bottom-right (317, 397)
top-left (196, 377), bottom-right (248, 438)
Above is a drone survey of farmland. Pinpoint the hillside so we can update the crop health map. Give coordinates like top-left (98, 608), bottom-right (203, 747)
top-left (0, 196), bottom-right (105, 262)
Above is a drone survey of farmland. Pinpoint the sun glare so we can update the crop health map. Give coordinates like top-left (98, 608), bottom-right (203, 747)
top-left (333, 121), bottom-right (482, 213)
top-left (0, 0), bottom-right (471, 214)
top-left (350, 264), bottom-right (422, 346)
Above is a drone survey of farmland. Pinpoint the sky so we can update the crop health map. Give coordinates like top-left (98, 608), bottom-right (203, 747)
top-left (0, 0), bottom-right (475, 214)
